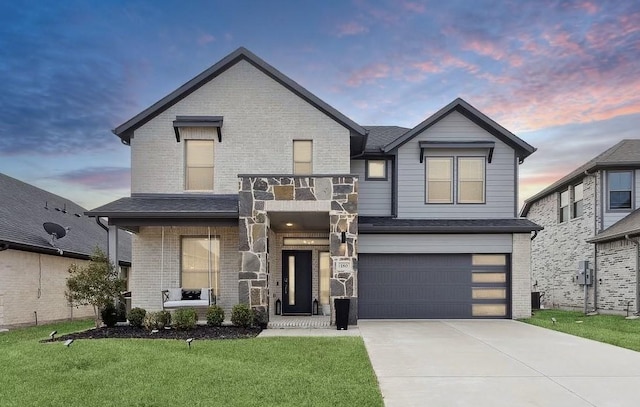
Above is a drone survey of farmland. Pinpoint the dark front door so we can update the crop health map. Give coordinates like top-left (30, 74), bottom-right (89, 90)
top-left (282, 250), bottom-right (312, 315)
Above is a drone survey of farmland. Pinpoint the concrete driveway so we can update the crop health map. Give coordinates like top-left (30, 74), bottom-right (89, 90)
top-left (359, 320), bottom-right (640, 407)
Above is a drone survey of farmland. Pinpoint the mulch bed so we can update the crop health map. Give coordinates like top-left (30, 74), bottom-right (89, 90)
top-left (41, 325), bottom-right (262, 343)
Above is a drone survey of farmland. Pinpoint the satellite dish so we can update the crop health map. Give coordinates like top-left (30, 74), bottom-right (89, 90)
top-left (43, 222), bottom-right (67, 239)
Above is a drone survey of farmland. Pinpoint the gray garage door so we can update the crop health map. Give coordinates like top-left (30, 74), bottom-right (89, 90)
top-left (358, 253), bottom-right (510, 319)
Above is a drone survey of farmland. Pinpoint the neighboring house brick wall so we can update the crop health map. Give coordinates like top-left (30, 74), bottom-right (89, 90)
top-left (0, 249), bottom-right (94, 327)
top-left (527, 174), bottom-right (598, 310)
top-left (596, 240), bottom-right (638, 313)
top-left (131, 226), bottom-right (239, 317)
top-left (130, 59), bottom-right (351, 195)
top-left (512, 233), bottom-right (532, 319)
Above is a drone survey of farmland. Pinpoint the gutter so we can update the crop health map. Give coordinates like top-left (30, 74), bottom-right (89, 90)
top-left (624, 234), bottom-right (640, 315)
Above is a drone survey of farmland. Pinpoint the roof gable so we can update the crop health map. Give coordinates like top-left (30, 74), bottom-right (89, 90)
top-left (382, 98), bottom-right (536, 161)
top-left (521, 139), bottom-right (640, 216)
top-left (114, 47), bottom-right (366, 150)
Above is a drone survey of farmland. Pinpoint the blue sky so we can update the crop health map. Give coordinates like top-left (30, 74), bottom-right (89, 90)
top-left (1, 0), bottom-right (639, 209)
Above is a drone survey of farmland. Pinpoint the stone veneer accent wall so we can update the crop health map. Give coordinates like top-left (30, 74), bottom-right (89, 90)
top-left (527, 173), bottom-right (598, 310)
top-left (238, 175), bottom-right (357, 318)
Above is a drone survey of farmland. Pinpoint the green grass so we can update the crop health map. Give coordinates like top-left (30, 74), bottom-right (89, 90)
top-left (522, 309), bottom-right (640, 352)
top-left (0, 320), bottom-right (383, 407)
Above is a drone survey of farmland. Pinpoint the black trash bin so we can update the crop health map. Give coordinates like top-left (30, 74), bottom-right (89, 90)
top-left (335, 298), bottom-right (350, 330)
top-left (531, 292), bottom-right (541, 310)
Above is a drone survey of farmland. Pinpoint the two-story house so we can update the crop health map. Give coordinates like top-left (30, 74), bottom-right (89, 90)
top-left (522, 139), bottom-right (640, 315)
top-left (88, 47), bottom-right (540, 324)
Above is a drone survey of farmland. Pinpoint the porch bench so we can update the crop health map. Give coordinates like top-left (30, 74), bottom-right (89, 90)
top-left (162, 288), bottom-right (214, 310)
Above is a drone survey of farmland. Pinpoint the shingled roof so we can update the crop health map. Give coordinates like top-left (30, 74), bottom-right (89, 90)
top-left (588, 208), bottom-right (640, 243)
top-left (359, 217), bottom-right (542, 233)
top-left (362, 126), bottom-right (410, 153)
top-left (0, 173), bottom-right (131, 263)
top-left (521, 139), bottom-right (640, 216)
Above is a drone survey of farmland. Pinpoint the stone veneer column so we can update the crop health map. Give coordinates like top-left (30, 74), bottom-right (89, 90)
top-left (238, 175), bottom-right (358, 321)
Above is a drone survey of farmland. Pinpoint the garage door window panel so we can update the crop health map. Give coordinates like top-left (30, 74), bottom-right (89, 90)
top-left (472, 304), bottom-right (507, 317)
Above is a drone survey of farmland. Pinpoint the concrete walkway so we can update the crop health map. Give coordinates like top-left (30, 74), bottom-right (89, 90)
top-left (359, 320), bottom-right (640, 407)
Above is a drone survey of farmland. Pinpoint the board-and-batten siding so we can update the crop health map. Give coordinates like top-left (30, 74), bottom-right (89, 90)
top-left (350, 159), bottom-right (392, 216)
top-left (358, 234), bottom-right (513, 254)
top-left (396, 111), bottom-right (516, 219)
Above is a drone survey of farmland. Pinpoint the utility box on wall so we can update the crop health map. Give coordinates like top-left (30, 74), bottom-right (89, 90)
top-left (576, 260), bottom-right (593, 286)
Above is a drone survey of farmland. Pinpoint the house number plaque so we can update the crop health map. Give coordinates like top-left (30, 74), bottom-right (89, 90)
top-left (334, 260), bottom-right (352, 272)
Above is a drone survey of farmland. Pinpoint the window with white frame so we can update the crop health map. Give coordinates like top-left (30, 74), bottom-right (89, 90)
top-left (608, 171), bottom-right (632, 210)
top-left (181, 237), bottom-right (220, 295)
top-left (572, 183), bottom-right (584, 218)
top-left (457, 157), bottom-right (485, 203)
top-left (185, 140), bottom-right (214, 190)
top-left (559, 189), bottom-right (569, 223)
top-left (425, 157), bottom-right (453, 203)
top-left (366, 160), bottom-right (387, 180)
top-left (293, 140), bottom-right (312, 175)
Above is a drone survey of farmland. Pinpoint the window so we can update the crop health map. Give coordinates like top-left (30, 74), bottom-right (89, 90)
top-left (293, 140), bottom-right (312, 174)
top-left (185, 140), bottom-right (214, 190)
top-left (366, 160), bottom-right (387, 180)
top-left (319, 252), bottom-right (330, 306)
top-left (426, 157), bottom-right (453, 203)
top-left (181, 237), bottom-right (219, 296)
top-left (457, 157), bottom-right (485, 203)
top-left (572, 183), bottom-right (584, 218)
top-left (608, 171), bottom-right (632, 210)
top-left (559, 189), bottom-right (569, 222)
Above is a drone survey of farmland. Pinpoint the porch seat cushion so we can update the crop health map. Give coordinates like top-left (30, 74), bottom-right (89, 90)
top-left (163, 299), bottom-right (209, 308)
top-left (168, 288), bottom-right (182, 301)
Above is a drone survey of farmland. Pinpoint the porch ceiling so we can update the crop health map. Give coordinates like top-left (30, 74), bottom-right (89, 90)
top-left (269, 211), bottom-right (329, 232)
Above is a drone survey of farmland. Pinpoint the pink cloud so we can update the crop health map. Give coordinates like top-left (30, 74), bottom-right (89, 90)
top-left (577, 1), bottom-right (599, 14)
top-left (402, 1), bottom-right (426, 13)
top-left (335, 21), bottom-right (369, 37)
top-left (346, 63), bottom-right (391, 86)
top-left (412, 61), bottom-right (441, 73)
top-left (197, 34), bottom-right (215, 45)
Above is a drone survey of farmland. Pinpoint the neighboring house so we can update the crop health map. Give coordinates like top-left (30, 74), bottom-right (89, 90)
top-left (88, 47), bottom-right (540, 323)
top-left (522, 139), bottom-right (640, 315)
top-left (0, 173), bottom-right (132, 328)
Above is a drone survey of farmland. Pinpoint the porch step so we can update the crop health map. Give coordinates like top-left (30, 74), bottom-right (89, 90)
top-left (267, 315), bottom-right (330, 329)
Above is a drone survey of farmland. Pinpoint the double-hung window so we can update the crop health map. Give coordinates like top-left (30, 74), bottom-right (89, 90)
top-left (426, 157), bottom-right (453, 203)
top-left (572, 183), bottom-right (583, 218)
top-left (185, 139), bottom-right (214, 190)
top-left (181, 236), bottom-right (220, 296)
top-left (559, 189), bottom-right (569, 222)
top-left (608, 171), bottom-right (632, 210)
top-left (457, 157), bottom-right (485, 203)
top-left (293, 140), bottom-right (312, 175)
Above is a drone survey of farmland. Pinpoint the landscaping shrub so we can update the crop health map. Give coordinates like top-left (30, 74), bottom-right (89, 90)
top-left (116, 301), bottom-right (127, 322)
top-left (252, 307), bottom-right (268, 328)
top-left (159, 310), bottom-right (172, 327)
top-left (100, 303), bottom-right (118, 327)
top-left (231, 304), bottom-right (254, 328)
top-left (128, 307), bottom-right (146, 328)
top-left (144, 311), bottom-right (171, 330)
top-left (173, 308), bottom-right (197, 330)
top-left (206, 305), bottom-right (225, 326)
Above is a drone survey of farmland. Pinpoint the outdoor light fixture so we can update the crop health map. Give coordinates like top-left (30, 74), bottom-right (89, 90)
top-left (49, 330), bottom-right (57, 340)
top-left (341, 231), bottom-right (346, 244)
top-left (312, 299), bottom-right (319, 315)
top-left (186, 338), bottom-right (194, 349)
top-left (551, 317), bottom-right (557, 324)
top-left (285, 223), bottom-right (293, 227)
top-left (151, 329), bottom-right (159, 334)
top-left (275, 299), bottom-right (282, 315)
top-left (64, 339), bottom-right (74, 347)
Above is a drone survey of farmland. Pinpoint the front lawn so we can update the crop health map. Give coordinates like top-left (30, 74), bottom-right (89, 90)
top-left (0, 320), bottom-right (383, 407)
top-left (523, 309), bottom-right (640, 352)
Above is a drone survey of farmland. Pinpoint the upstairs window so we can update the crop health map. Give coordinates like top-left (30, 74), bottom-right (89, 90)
top-left (572, 183), bottom-right (584, 218)
top-left (293, 140), bottom-right (312, 175)
top-left (426, 157), bottom-right (453, 203)
top-left (608, 171), bottom-right (632, 210)
top-left (366, 160), bottom-right (387, 180)
top-left (457, 157), bottom-right (485, 203)
top-left (559, 189), bottom-right (569, 223)
top-left (185, 140), bottom-right (214, 190)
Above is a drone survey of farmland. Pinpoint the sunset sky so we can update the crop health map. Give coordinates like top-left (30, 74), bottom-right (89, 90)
top-left (1, 0), bottom-right (639, 210)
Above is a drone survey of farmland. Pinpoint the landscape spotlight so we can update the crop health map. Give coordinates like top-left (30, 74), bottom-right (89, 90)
top-left (49, 330), bottom-right (57, 340)
top-left (186, 338), bottom-right (194, 349)
top-left (64, 339), bottom-right (74, 347)
top-left (551, 317), bottom-right (557, 324)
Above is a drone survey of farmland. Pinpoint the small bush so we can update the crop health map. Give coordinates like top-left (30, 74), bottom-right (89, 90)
top-left (128, 307), bottom-right (146, 328)
top-left (100, 303), bottom-right (118, 327)
top-left (158, 310), bottom-right (172, 327)
top-left (116, 301), bottom-right (127, 322)
top-left (173, 308), bottom-right (197, 330)
top-left (231, 304), bottom-right (254, 328)
top-left (206, 305), bottom-right (225, 326)
top-left (252, 307), bottom-right (268, 328)
top-left (144, 311), bottom-right (171, 330)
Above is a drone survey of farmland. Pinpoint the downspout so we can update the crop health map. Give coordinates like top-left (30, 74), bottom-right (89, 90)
top-left (588, 169), bottom-right (598, 311)
top-left (95, 217), bottom-right (109, 232)
top-left (624, 234), bottom-right (640, 315)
